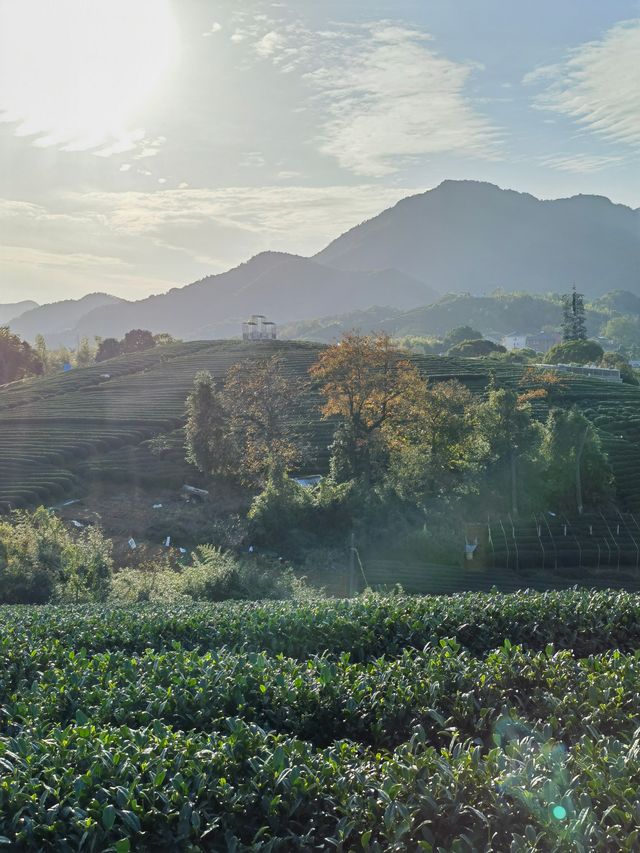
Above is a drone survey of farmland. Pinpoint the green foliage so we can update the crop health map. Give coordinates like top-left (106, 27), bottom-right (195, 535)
top-left (600, 351), bottom-right (639, 385)
top-left (248, 468), bottom-right (355, 556)
top-left (540, 407), bottom-right (613, 512)
top-left (1, 592), bottom-right (640, 848)
top-left (447, 338), bottom-right (506, 356)
top-left (544, 339), bottom-right (604, 365)
top-left (562, 286), bottom-right (588, 341)
top-left (184, 370), bottom-right (237, 477)
top-left (602, 315), bottom-right (640, 351)
top-left (0, 326), bottom-right (42, 384)
top-left (442, 324), bottom-right (484, 348)
top-left (0, 508), bottom-right (112, 603)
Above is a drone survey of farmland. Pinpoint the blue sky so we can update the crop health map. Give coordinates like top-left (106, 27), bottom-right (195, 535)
top-left (1, 0), bottom-right (638, 303)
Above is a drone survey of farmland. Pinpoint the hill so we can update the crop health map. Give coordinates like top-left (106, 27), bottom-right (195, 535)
top-left (315, 180), bottom-right (640, 297)
top-left (0, 300), bottom-right (38, 325)
top-left (281, 292), bottom-right (612, 343)
top-left (18, 253), bottom-right (437, 346)
top-left (10, 292), bottom-right (126, 343)
top-left (2, 339), bottom-right (640, 525)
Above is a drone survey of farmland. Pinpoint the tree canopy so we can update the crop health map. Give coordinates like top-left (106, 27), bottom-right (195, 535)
top-left (0, 327), bottom-right (43, 384)
top-left (544, 339), bottom-right (604, 365)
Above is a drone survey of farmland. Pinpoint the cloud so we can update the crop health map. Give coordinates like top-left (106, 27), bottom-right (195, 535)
top-left (525, 19), bottom-right (640, 148)
top-left (202, 22), bottom-right (222, 37)
top-left (537, 153), bottom-right (624, 174)
top-left (0, 245), bottom-right (127, 271)
top-left (231, 16), bottom-right (500, 176)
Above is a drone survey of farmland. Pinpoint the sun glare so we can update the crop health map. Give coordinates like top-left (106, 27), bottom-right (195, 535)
top-left (0, 0), bottom-right (176, 154)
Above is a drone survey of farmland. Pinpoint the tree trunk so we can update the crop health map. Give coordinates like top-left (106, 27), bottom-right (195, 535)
top-left (510, 449), bottom-right (518, 516)
top-left (575, 428), bottom-right (588, 515)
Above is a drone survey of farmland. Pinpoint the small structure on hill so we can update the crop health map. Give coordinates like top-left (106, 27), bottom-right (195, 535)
top-left (535, 363), bottom-right (622, 383)
top-left (242, 314), bottom-right (277, 342)
top-left (502, 331), bottom-right (562, 352)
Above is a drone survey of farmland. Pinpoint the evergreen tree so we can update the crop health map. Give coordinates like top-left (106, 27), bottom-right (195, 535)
top-left (562, 285), bottom-right (587, 342)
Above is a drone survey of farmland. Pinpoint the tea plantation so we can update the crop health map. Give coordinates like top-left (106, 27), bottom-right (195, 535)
top-left (2, 590), bottom-right (640, 850)
top-left (2, 339), bottom-right (640, 514)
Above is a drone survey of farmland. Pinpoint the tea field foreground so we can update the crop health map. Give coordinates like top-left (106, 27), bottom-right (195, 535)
top-left (2, 590), bottom-right (640, 850)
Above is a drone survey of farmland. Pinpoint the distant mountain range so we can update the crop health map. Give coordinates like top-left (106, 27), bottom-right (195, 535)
top-left (7, 180), bottom-right (639, 346)
top-left (0, 300), bottom-right (38, 326)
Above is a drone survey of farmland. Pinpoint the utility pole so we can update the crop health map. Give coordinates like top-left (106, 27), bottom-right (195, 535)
top-left (348, 530), bottom-right (355, 596)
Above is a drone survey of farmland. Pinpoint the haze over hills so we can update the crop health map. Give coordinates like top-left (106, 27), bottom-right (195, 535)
top-left (316, 180), bottom-right (640, 296)
top-left (0, 301), bottom-right (38, 325)
top-left (7, 181), bottom-right (640, 346)
top-left (21, 252), bottom-right (436, 346)
top-left (10, 293), bottom-right (125, 343)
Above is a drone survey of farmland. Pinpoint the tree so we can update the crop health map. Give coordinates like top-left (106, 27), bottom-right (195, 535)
top-left (34, 334), bottom-right (49, 372)
top-left (601, 316), bottom-right (640, 351)
top-left (121, 329), bottom-right (156, 353)
top-left (443, 326), bottom-right (484, 349)
top-left (599, 352), bottom-right (639, 385)
top-left (0, 327), bottom-right (43, 384)
top-left (540, 407), bottom-right (613, 514)
top-left (309, 332), bottom-right (423, 485)
top-left (222, 355), bottom-right (308, 482)
top-left (154, 332), bottom-right (180, 346)
top-left (96, 337), bottom-right (121, 362)
top-left (544, 339), bottom-right (604, 365)
top-left (185, 371), bottom-right (237, 478)
top-left (75, 336), bottom-right (94, 368)
top-left (562, 286), bottom-right (587, 342)
top-left (447, 339), bottom-right (506, 357)
top-left (383, 380), bottom-right (478, 508)
top-left (475, 386), bottom-right (541, 515)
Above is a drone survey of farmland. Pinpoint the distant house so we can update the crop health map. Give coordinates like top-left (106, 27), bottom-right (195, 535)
top-left (502, 330), bottom-right (562, 352)
top-left (242, 314), bottom-right (277, 341)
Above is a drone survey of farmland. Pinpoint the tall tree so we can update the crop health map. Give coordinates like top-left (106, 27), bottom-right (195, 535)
top-left (0, 327), bottom-right (43, 384)
top-left (75, 336), bottom-right (94, 368)
top-left (562, 285), bottom-right (587, 342)
top-left (383, 379), bottom-right (478, 508)
top-left (185, 371), bottom-right (236, 478)
top-left (540, 407), bottom-right (612, 514)
top-left (222, 355), bottom-right (307, 481)
top-left (309, 332), bottom-right (422, 485)
top-left (475, 386), bottom-right (541, 515)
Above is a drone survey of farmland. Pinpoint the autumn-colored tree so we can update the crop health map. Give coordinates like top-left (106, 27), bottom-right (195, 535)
top-left (309, 332), bottom-right (422, 484)
top-left (518, 367), bottom-right (568, 404)
top-left (383, 379), bottom-right (478, 507)
top-left (222, 355), bottom-right (307, 482)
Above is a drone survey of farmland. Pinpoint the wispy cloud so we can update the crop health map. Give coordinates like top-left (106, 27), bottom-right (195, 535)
top-left (537, 153), bottom-right (624, 174)
top-left (229, 14), bottom-right (500, 176)
top-left (525, 19), bottom-right (640, 149)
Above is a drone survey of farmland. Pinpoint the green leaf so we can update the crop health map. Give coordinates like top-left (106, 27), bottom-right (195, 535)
top-left (114, 841), bottom-right (130, 853)
top-left (102, 804), bottom-right (116, 831)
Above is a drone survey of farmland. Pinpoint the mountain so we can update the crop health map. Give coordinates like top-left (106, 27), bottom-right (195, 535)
top-left (0, 300), bottom-right (38, 325)
top-left (10, 293), bottom-right (126, 343)
top-left (37, 253), bottom-right (437, 346)
top-left (280, 291), bottom-right (614, 344)
top-left (315, 180), bottom-right (640, 297)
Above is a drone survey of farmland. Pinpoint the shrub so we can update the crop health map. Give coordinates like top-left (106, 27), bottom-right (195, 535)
top-left (447, 338), bottom-right (506, 356)
top-left (544, 339), bottom-right (604, 365)
top-left (0, 507), bottom-right (112, 604)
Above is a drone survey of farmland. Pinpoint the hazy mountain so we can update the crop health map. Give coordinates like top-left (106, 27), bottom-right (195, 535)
top-left (315, 180), bottom-right (640, 297)
top-left (11, 181), bottom-right (639, 346)
top-left (280, 292), bottom-right (613, 344)
top-left (0, 300), bottom-right (38, 325)
top-left (10, 293), bottom-right (126, 343)
top-left (41, 253), bottom-right (437, 345)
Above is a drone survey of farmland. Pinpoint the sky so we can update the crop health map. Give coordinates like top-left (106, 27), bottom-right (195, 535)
top-left (0, 0), bottom-right (639, 305)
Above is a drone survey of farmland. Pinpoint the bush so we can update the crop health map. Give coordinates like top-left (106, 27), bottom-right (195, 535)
top-left (447, 338), bottom-right (506, 356)
top-left (110, 545), bottom-right (316, 603)
top-left (544, 339), bottom-right (604, 365)
top-left (0, 507), bottom-right (112, 604)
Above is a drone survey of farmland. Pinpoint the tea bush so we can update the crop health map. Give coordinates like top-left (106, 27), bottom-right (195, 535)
top-left (1, 590), bottom-right (640, 849)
